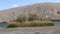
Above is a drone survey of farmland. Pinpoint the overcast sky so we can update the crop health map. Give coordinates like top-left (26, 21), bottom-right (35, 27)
top-left (0, 0), bottom-right (60, 10)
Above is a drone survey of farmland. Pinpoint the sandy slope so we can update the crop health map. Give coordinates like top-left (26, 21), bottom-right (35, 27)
top-left (0, 3), bottom-right (60, 22)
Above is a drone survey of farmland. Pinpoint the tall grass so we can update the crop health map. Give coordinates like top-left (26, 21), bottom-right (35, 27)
top-left (7, 21), bottom-right (54, 28)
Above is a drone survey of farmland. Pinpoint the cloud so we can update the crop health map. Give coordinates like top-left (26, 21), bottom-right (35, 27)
top-left (12, 4), bottom-right (18, 7)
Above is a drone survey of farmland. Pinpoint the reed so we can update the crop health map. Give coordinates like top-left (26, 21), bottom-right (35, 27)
top-left (7, 21), bottom-right (54, 28)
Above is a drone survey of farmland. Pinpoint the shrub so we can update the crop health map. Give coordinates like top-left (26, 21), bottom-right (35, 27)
top-left (16, 13), bottom-right (42, 22)
top-left (16, 15), bottom-right (26, 22)
top-left (28, 14), bottom-right (41, 21)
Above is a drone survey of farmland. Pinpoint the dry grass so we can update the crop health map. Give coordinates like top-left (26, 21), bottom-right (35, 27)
top-left (7, 21), bottom-right (54, 28)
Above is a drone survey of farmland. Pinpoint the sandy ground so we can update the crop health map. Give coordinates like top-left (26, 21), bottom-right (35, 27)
top-left (0, 26), bottom-right (60, 34)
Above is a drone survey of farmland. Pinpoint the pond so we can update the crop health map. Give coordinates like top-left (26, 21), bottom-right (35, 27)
top-left (53, 21), bottom-right (60, 26)
top-left (0, 22), bottom-right (8, 28)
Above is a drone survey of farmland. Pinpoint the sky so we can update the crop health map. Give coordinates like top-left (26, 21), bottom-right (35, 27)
top-left (0, 0), bottom-right (60, 10)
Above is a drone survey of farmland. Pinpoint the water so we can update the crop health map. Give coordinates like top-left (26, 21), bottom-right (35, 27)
top-left (53, 21), bottom-right (60, 26)
top-left (0, 23), bottom-right (8, 28)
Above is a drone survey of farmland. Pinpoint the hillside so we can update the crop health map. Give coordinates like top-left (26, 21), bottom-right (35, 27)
top-left (0, 3), bottom-right (60, 22)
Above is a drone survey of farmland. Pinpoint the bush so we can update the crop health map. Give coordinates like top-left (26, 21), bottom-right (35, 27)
top-left (16, 13), bottom-right (42, 22)
top-left (16, 15), bottom-right (26, 22)
top-left (28, 14), bottom-right (41, 21)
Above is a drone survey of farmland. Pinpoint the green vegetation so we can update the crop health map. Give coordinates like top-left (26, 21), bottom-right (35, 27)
top-left (7, 24), bottom-right (18, 28)
top-left (16, 13), bottom-right (42, 22)
top-left (7, 13), bottom-right (54, 28)
top-left (28, 14), bottom-right (42, 21)
top-left (7, 21), bottom-right (54, 28)
top-left (16, 15), bottom-right (26, 22)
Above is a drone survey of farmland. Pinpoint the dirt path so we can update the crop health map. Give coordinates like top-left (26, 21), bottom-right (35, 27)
top-left (0, 26), bottom-right (60, 34)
